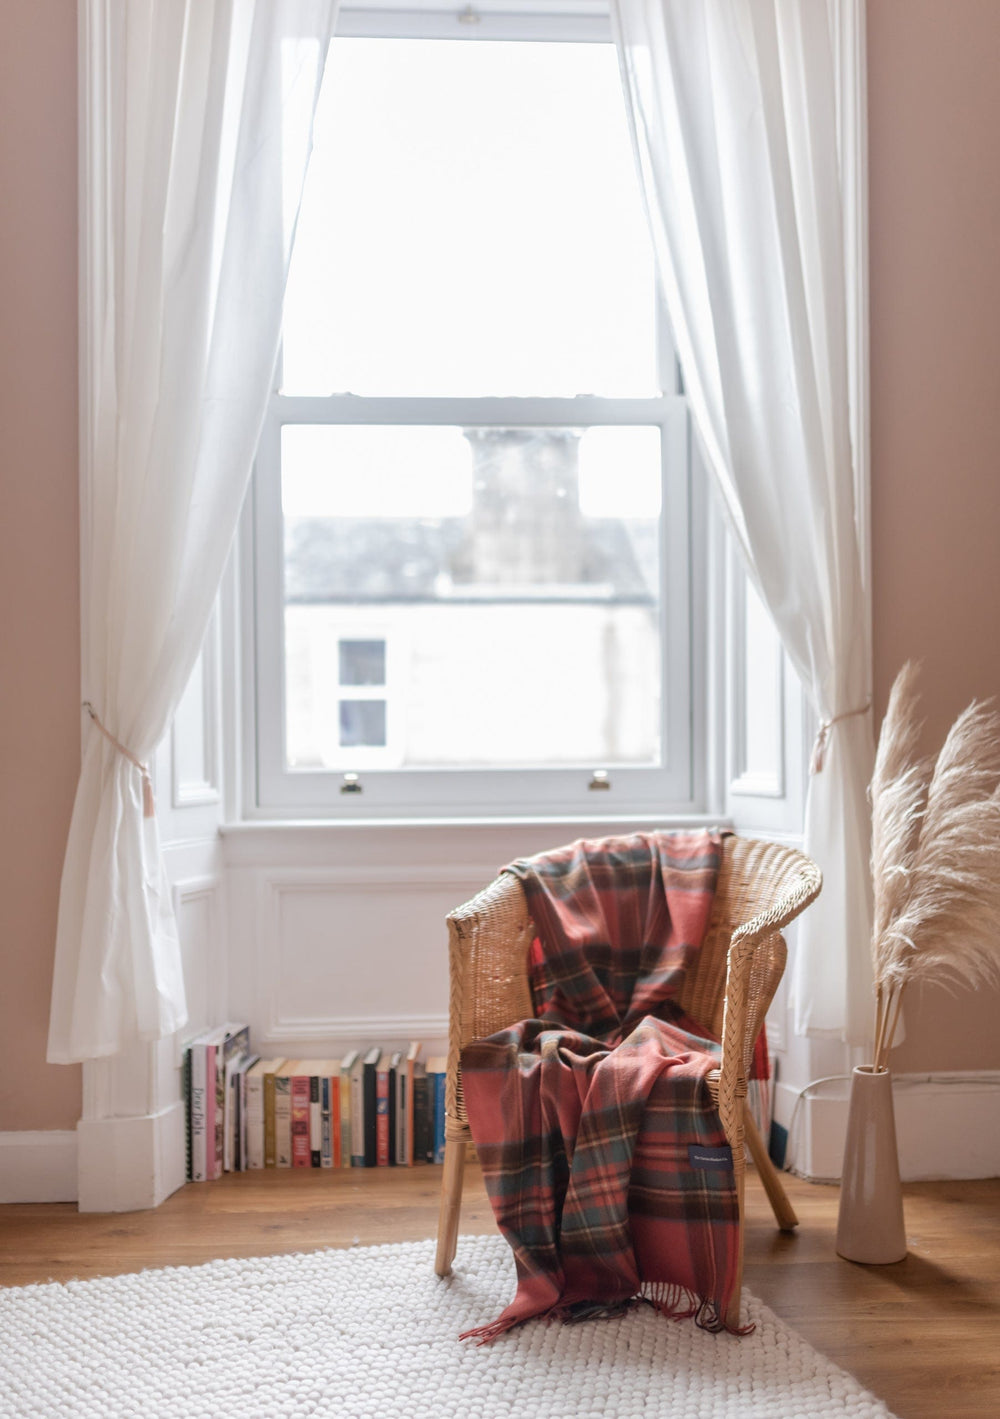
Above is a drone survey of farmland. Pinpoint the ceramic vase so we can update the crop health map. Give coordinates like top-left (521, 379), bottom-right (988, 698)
top-left (835, 1065), bottom-right (907, 1264)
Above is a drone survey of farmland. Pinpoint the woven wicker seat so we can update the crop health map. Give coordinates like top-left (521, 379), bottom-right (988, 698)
top-left (433, 833), bottom-right (822, 1330)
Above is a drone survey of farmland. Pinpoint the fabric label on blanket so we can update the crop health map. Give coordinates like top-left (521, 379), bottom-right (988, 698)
top-left (688, 1144), bottom-right (734, 1171)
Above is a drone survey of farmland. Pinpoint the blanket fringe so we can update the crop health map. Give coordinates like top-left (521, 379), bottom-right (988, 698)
top-left (641, 1280), bottom-right (700, 1323)
top-left (640, 1282), bottom-right (755, 1337)
top-left (462, 1288), bottom-right (755, 1345)
top-left (458, 1315), bottom-right (525, 1347)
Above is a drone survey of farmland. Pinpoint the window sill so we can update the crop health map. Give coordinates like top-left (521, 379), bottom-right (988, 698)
top-left (219, 814), bottom-right (731, 869)
top-left (220, 811), bottom-right (724, 834)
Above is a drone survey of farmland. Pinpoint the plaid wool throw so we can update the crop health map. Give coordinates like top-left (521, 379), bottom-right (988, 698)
top-left (460, 829), bottom-right (749, 1343)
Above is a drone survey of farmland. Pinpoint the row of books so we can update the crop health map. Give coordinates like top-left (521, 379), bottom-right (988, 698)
top-left (182, 1024), bottom-right (448, 1182)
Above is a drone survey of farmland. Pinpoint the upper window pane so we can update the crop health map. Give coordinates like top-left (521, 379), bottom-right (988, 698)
top-left (281, 38), bottom-right (658, 397)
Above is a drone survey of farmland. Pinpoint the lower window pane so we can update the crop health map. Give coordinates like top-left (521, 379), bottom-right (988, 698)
top-left (339, 699), bottom-right (387, 748)
top-left (282, 424), bottom-right (662, 772)
top-left (339, 639), bottom-right (385, 686)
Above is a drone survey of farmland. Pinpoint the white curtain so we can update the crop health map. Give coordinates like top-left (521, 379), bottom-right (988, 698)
top-left (612, 0), bottom-right (874, 1042)
top-left (48, 0), bottom-right (339, 1064)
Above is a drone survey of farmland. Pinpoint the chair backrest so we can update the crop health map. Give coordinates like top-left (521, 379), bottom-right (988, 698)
top-left (676, 834), bottom-right (818, 1077)
top-left (446, 832), bottom-right (820, 1125)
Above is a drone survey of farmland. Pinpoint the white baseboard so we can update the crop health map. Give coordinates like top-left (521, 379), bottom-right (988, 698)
top-left (77, 1101), bottom-right (187, 1213)
top-left (0, 1131), bottom-right (78, 1203)
top-left (5, 1072), bottom-right (999, 1206)
top-left (775, 1071), bottom-right (1000, 1183)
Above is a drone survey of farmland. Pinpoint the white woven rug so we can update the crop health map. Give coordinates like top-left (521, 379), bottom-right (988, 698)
top-left (0, 1233), bottom-right (897, 1418)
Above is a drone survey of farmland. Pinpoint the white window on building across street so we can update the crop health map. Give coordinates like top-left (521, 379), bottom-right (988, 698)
top-left (249, 2), bottom-right (700, 818)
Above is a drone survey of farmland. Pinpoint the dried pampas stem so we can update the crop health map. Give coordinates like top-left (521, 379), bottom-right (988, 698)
top-left (873, 984), bottom-right (906, 1075)
top-left (868, 664), bottom-right (1000, 1067)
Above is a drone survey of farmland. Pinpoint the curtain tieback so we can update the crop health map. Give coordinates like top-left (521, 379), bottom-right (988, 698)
top-left (83, 702), bottom-right (155, 817)
top-left (810, 701), bottom-right (871, 775)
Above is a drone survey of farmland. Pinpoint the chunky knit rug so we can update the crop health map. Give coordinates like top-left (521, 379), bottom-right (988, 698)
top-left (0, 1233), bottom-right (896, 1418)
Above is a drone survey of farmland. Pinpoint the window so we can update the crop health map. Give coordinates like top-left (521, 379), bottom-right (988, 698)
top-left (250, 3), bottom-right (698, 818)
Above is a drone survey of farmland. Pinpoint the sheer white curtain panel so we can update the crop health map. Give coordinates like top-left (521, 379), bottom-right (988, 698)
top-left (48, 0), bottom-right (339, 1063)
top-left (612, 0), bottom-right (874, 1041)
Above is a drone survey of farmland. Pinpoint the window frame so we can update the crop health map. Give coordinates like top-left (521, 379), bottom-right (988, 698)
top-left (245, 6), bottom-right (706, 821)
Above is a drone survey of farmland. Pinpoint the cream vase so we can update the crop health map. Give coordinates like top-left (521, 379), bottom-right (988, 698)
top-left (835, 1065), bottom-right (907, 1264)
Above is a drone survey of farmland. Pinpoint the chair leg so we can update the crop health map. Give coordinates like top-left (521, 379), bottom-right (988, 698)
top-left (743, 1104), bottom-right (798, 1231)
top-left (434, 1133), bottom-right (468, 1276)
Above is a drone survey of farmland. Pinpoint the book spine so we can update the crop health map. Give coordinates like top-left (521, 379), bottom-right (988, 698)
top-left (387, 1064), bottom-right (397, 1166)
top-left (264, 1071), bottom-right (278, 1168)
top-left (341, 1073), bottom-right (353, 1167)
top-left (350, 1069), bottom-right (365, 1167)
top-left (274, 1075), bottom-right (293, 1167)
top-left (376, 1066), bottom-right (390, 1167)
top-left (363, 1061), bottom-right (378, 1168)
top-left (247, 1071), bottom-right (265, 1170)
top-left (394, 1069), bottom-right (406, 1166)
top-left (291, 1076), bottom-right (311, 1168)
top-left (204, 1043), bottom-right (219, 1181)
top-left (310, 1075), bottom-right (322, 1168)
top-left (432, 1068), bottom-right (446, 1164)
top-left (320, 1076), bottom-right (333, 1168)
top-left (238, 1066), bottom-right (249, 1171)
top-left (405, 1063), bottom-right (415, 1166)
top-left (331, 1073), bottom-right (342, 1168)
top-left (182, 1046), bottom-right (193, 1182)
top-left (191, 1045), bottom-right (208, 1182)
top-left (223, 1066), bottom-right (235, 1174)
top-left (413, 1073), bottom-right (430, 1164)
top-left (212, 1046), bottom-right (226, 1181)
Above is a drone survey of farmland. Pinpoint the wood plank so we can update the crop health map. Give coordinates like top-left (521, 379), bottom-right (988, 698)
top-left (1, 1168), bottom-right (998, 1419)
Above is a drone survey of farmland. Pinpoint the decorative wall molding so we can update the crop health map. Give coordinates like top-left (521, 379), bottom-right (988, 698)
top-left (260, 865), bottom-right (501, 893)
top-left (172, 872), bottom-right (226, 1033)
top-left (253, 868), bottom-right (485, 1044)
top-left (0, 1131), bottom-right (78, 1204)
top-left (171, 611), bottom-right (221, 809)
top-left (173, 873), bottom-right (224, 907)
top-left (727, 554), bottom-right (785, 801)
top-left (258, 1013), bottom-right (449, 1051)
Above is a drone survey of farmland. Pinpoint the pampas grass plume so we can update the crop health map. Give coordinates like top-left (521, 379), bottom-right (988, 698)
top-left (869, 664), bottom-right (1000, 1070)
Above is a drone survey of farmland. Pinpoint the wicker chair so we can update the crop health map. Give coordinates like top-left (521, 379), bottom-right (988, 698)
top-left (433, 833), bottom-right (822, 1330)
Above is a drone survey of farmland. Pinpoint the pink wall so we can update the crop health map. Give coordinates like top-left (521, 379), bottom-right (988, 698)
top-left (1, 1), bottom-right (999, 1134)
top-left (0, 0), bottom-right (82, 1129)
top-left (868, 0), bottom-right (1000, 1071)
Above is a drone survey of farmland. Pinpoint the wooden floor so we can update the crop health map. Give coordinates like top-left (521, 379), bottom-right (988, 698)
top-left (2, 1166), bottom-right (998, 1419)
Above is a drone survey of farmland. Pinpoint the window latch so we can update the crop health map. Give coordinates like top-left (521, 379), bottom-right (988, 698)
top-left (340, 772), bottom-right (363, 794)
top-left (588, 769), bottom-right (611, 791)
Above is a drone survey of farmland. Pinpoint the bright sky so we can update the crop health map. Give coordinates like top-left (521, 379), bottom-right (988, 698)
top-left (283, 37), bottom-right (658, 394)
top-left (280, 36), bottom-right (662, 519)
top-left (281, 423), bottom-right (662, 519)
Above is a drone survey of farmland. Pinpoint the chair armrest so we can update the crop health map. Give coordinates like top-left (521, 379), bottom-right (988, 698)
top-left (444, 873), bottom-right (536, 1133)
top-left (714, 855), bottom-right (823, 1153)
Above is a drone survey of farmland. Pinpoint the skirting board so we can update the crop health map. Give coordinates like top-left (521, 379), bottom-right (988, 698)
top-left (4, 1073), bottom-right (999, 1204)
top-left (0, 1131), bottom-right (77, 1203)
top-left (0, 1102), bottom-right (187, 1210)
top-left (775, 1071), bottom-right (1000, 1183)
top-left (76, 1102), bottom-right (188, 1213)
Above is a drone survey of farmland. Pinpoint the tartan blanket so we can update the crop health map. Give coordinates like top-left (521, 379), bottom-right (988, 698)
top-left (459, 829), bottom-right (749, 1342)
